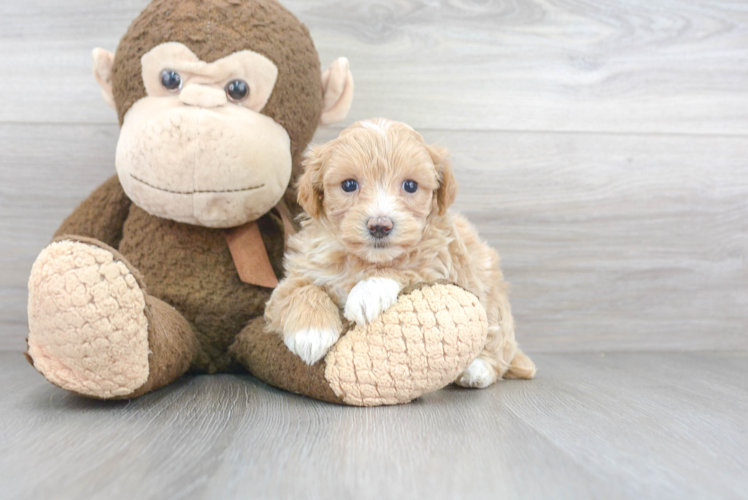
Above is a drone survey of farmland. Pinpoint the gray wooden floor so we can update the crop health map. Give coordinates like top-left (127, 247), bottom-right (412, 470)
top-left (2, 351), bottom-right (746, 500)
top-left (1, 0), bottom-right (747, 499)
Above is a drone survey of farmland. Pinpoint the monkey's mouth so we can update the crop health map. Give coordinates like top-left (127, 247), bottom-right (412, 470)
top-left (130, 174), bottom-right (265, 195)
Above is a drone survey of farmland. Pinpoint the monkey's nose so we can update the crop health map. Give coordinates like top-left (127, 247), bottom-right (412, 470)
top-left (179, 84), bottom-right (228, 108)
top-left (367, 217), bottom-right (394, 239)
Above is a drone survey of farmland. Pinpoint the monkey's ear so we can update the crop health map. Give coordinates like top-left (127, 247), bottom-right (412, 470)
top-left (426, 144), bottom-right (458, 216)
top-left (320, 57), bottom-right (354, 126)
top-left (297, 144), bottom-right (328, 218)
top-left (92, 48), bottom-right (116, 110)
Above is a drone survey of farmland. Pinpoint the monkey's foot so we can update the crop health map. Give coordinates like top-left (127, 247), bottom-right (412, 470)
top-left (324, 283), bottom-right (488, 406)
top-left (232, 283), bottom-right (487, 407)
top-left (27, 238), bottom-right (150, 399)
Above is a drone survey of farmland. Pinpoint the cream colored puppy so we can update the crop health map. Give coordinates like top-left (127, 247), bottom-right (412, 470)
top-left (265, 119), bottom-right (536, 388)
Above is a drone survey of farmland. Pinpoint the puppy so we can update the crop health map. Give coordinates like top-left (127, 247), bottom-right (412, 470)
top-left (265, 119), bottom-right (536, 388)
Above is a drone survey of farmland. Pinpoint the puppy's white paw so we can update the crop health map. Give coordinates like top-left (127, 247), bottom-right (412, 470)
top-left (344, 277), bottom-right (401, 325)
top-left (284, 327), bottom-right (340, 365)
top-left (455, 358), bottom-right (498, 389)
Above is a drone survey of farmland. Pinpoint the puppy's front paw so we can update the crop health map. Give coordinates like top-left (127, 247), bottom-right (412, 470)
top-left (284, 327), bottom-right (340, 365)
top-left (455, 358), bottom-right (499, 389)
top-left (344, 277), bottom-right (401, 325)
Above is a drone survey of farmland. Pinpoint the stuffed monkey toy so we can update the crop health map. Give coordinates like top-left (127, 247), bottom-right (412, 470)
top-left (26, 0), bottom-right (487, 406)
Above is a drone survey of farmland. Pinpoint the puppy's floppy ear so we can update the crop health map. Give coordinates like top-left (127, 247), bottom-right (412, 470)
top-left (426, 144), bottom-right (458, 215)
top-left (297, 144), bottom-right (328, 218)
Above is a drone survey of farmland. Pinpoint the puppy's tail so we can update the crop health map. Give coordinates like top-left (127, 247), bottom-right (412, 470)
top-left (504, 349), bottom-right (537, 380)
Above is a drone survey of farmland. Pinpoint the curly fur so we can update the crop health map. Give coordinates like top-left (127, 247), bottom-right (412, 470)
top-left (266, 119), bottom-right (536, 383)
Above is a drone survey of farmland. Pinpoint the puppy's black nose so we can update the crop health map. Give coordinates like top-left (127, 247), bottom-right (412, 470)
top-left (367, 217), bottom-right (393, 239)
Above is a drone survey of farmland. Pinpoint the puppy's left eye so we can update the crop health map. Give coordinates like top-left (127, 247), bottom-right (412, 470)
top-left (342, 179), bottom-right (359, 193)
top-left (403, 180), bottom-right (419, 193)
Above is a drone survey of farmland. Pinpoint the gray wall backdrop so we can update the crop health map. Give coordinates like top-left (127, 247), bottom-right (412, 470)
top-left (1, 0), bottom-right (746, 352)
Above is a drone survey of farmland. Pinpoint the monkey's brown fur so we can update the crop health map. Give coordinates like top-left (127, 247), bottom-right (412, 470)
top-left (35, 0), bottom-right (340, 400)
top-left (54, 178), bottom-right (285, 374)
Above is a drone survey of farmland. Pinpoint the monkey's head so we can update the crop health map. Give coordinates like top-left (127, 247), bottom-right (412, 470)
top-left (92, 0), bottom-right (353, 228)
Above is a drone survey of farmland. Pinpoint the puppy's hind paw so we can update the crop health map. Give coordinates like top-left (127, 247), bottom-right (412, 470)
top-left (455, 358), bottom-right (498, 389)
top-left (344, 277), bottom-right (401, 325)
top-left (284, 327), bottom-right (340, 365)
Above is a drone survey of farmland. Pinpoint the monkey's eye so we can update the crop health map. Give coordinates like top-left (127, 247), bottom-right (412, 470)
top-left (403, 180), bottom-right (419, 193)
top-left (341, 179), bottom-right (359, 193)
top-left (161, 70), bottom-right (182, 92)
top-left (226, 80), bottom-right (250, 102)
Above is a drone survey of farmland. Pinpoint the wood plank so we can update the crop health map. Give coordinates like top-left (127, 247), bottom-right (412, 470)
top-left (1, 352), bottom-right (746, 500)
top-left (1, 0), bottom-right (748, 134)
top-left (2, 124), bottom-right (746, 352)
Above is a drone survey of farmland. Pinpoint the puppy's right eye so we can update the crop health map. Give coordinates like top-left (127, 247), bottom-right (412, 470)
top-left (342, 179), bottom-right (359, 193)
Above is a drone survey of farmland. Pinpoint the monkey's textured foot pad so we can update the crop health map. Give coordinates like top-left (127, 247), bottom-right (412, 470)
top-left (27, 239), bottom-right (150, 398)
top-left (324, 284), bottom-right (488, 406)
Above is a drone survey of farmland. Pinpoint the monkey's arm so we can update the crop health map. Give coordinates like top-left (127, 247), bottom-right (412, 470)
top-left (53, 175), bottom-right (132, 249)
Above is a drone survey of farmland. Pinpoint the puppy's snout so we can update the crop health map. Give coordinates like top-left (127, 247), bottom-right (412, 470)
top-left (367, 217), bottom-right (393, 239)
